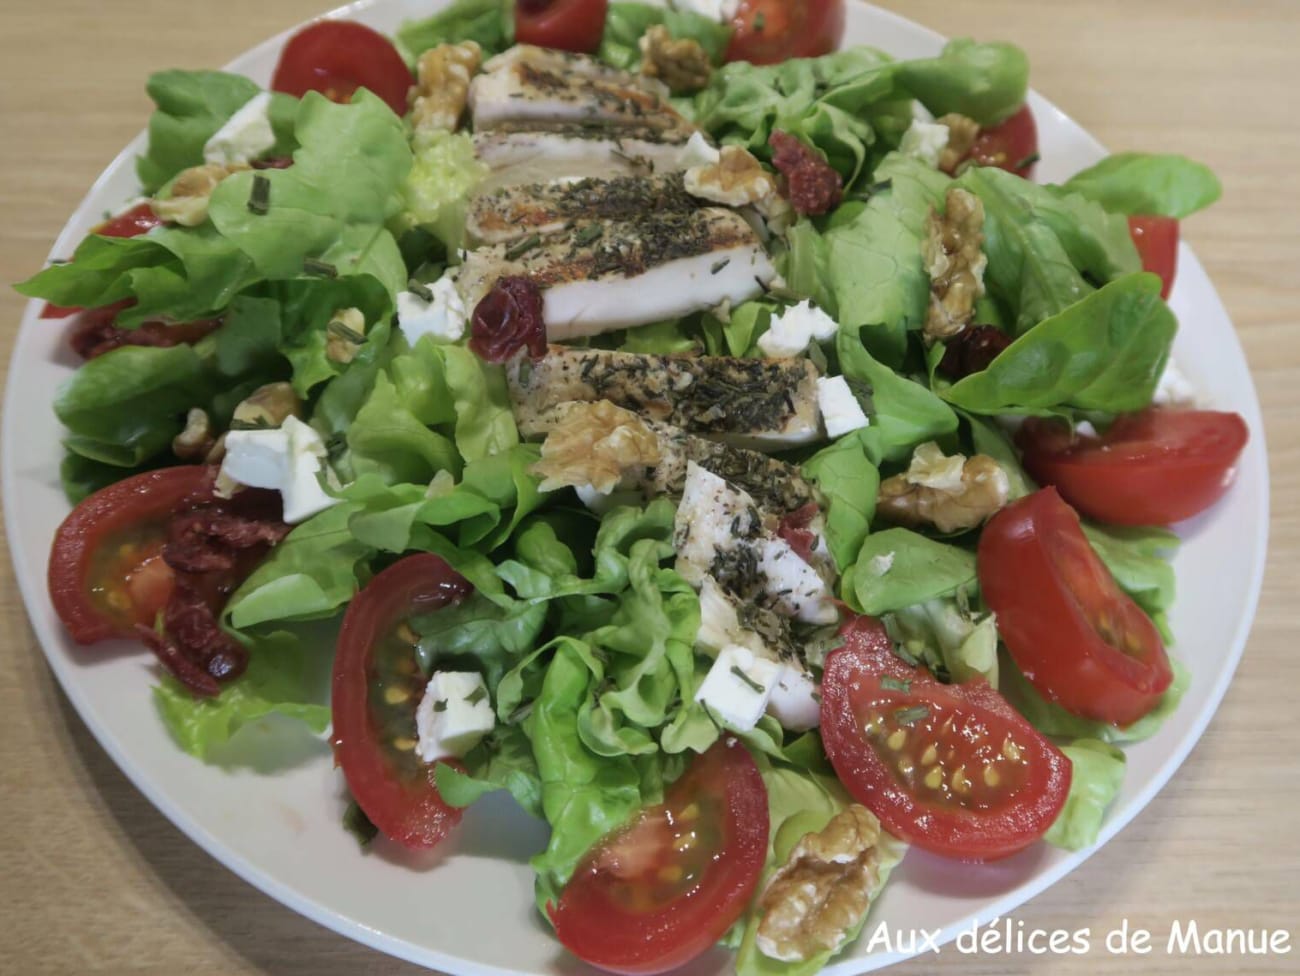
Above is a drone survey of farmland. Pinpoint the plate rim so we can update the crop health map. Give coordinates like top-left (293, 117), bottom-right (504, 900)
top-left (1, 1), bottom-right (1271, 973)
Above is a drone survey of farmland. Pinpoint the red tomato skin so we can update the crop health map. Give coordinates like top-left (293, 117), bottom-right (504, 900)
top-left (1128, 215), bottom-right (1179, 299)
top-left (725, 0), bottom-right (845, 65)
top-left (1018, 409), bottom-right (1249, 526)
top-left (820, 618), bottom-right (1071, 861)
top-left (48, 466), bottom-right (210, 645)
top-left (271, 20), bottom-right (412, 116)
top-left (968, 104), bottom-right (1039, 178)
top-left (549, 740), bottom-right (769, 975)
top-left (979, 488), bottom-right (1173, 727)
top-left (332, 554), bottom-right (470, 850)
top-left (515, 0), bottom-right (609, 54)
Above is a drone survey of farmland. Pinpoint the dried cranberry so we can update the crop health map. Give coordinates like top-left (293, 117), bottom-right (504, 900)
top-left (938, 325), bottom-right (1013, 380)
top-left (769, 131), bottom-right (843, 216)
top-left (777, 502), bottom-right (821, 564)
top-left (469, 275), bottom-right (547, 363)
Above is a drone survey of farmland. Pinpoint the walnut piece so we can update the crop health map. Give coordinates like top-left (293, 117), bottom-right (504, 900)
top-left (232, 381), bottom-right (302, 429)
top-left (684, 144), bottom-right (791, 231)
top-left (172, 408), bottom-right (214, 460)
top-left (151, 161), bottom-right (249, 227)
top-left (877, 442), bottom-right (1010, 533)
top-left (532, 401), bottom-right (663, 494)
top-left (937, 113), bottom-right (980, 174)
top-left (756, 805), bottom-right (885, 963)
top-left (922, 187), bottom-right (987, 341)
top-left (639, 25), bottom-right (712, 94)
top-left (325, 307), bottom-right (367, 365)
top-left (411, 41), bottom-right (482, 135)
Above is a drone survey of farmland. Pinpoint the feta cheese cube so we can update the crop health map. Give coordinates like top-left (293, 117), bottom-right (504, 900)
top-left (1153, 358), bottom-right (1197, 406)
top-left (415, 671), bottom-right (495, 763)
top-left (767, 665), bottom-right (821, 731)
top-left (758, 300), bottom-right (839, 359)
top-left (203, 92), bottom-right (277, 167)
top-left (397, 273), bottom-right (467, 346)
top-left (694, 645), bottom-right (781, 732)
top-left (219, 416), bottom-right (340, 524)
top-left (816, 375), bottom-right (870, 438)
top-left (899, 120), bottom-right (951, 169)
top-left (757, 538), bottom-right (838, 625)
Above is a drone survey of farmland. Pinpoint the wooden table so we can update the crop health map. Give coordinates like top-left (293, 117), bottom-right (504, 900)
top-left (0, 2), bottom-right (1295, 973)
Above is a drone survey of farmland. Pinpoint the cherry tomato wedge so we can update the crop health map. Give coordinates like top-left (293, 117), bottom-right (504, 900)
top-left (332, 554), bottom-right (472, 849)
top-left (40, 204), bottom-right (164, 319)
top-left (48, 465), bottom-right (210, 644)
top-left (549, 739), bottom-right (769, 975)
top-left (968, 104), bottom-right (1039, 179)
top-left (979, 487), bottom-right (1174, 727)
top-left (725, 0), bottom-right (846, 65)
top-left (820, 615), bottom-right (1070, 861)
top-left (1017, 409), bottom-right (1249, 527)
top-left (271, 20), bottom-right (412, 116)
top-left (515, 0), bottom-right (609, 54)
top-left (1128, 215), bottom-right (1179, 299)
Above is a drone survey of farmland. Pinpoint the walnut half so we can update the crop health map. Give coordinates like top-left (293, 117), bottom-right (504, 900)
top-left (639, 24), bottom-right (712, 94)
top-left (922, 187), bottom-right (987, 342)
top-left (755, 805), bottom-right (886, 963)
top-left (937, 113), bottom-right (980, 174)
top-left (411, 41), bottom-right (482, 136)
top-left (878, 442), bottom-right (1010, 533)
top-left (531, 400), bottom-right (663, 494)
top-left (151, 161), bottom-right (249, 227)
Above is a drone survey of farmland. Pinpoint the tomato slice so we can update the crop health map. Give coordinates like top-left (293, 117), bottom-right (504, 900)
top-left (332, 554), bottom-right (472, 849)
top-left (1128, 215), bottom-right (1179, 299)
top-left (40, 204), bottom-right (164, 319)
top-left (270, 20), bottom-right (413, 116)
top-left (48, 465), bottom-right (211, 644)
top-left (1017, 409), bottom-right (1249, 526)
top-left (979, 487), bottom-right (1174, 727)
top-left (549, 740), bottom-right (769, 975)
top-left (968, 104), bottom-right (1039, 178)
top-left (820, 615), bottom-right (1070, 861)
top-left (725, 0), bottom-right (845, 65)
top-left (515, 0), bottom-right (609, 54)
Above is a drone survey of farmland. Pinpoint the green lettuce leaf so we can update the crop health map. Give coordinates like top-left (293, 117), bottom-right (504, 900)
top-left (1082, 522), bottom-right (1178, 641)
top-left (850, 529), bottom-right (976, 616)
top-left (1045, 739), bottom-right (1126, 851)
top-left (888, 597), bottom-right (999, 685)
top-left (397, 129), bottom-right (488, 251)
top-left (802, 435), bottom-right (881, 573)
top-left (1062, 153), bottom-right (1222, 219)
top-left (894, 38), bottom-right (1029, 125)
top-left (396, 0), bottom-right (514, 61)
top-left (434, 723), bottom-right (544, 818)
top-left (599, 2), bottom-right (733, 71)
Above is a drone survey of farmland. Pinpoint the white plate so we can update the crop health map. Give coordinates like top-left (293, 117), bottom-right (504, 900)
top-left (2, 1), bottom-right (1269, 973)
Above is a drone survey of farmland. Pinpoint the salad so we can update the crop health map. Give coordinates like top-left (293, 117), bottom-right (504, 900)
top-left (18, 0), bottom-right (1251, 972)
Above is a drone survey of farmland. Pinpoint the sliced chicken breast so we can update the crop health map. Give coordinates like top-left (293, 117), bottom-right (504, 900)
top-left (472, 124), bottom-right (694, 188)
top-left (466, 174), bottom-right (698, 247)
top-left (458, 207), bottom-right (775, 339)
top-left (507, 344), bottom-right (822, 449)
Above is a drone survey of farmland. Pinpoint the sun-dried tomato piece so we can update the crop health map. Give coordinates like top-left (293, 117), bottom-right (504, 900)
top-left (777, 502), bottom-right (821, 563)
top-left (69, 301), bottom-right (223, 360)
top-left (937, 325), bottom-right (1013, 379)
top-left (769, 131), bottom-right (843, 216)
top-left (469, 275), bottom-right (547, 363)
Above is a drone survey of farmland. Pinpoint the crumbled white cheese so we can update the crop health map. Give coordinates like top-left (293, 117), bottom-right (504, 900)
top-left (1075, 420), bottom-right (1099, 438)
top-left (1153, 358), bottom-right (1197, 406)
top-left (415, 671), bottom-right (495, 763)
top-left (397, 273), bottom-right (467, 345)
top-left (757, 300), bottom-right (839, 359)
top-left (695, 644), bottom-right (781, 732)
top-left (219, 416), bottom-right (340, 524)
top-left (766, 665), bottom-right (821, 732)
top-left (817, 376), bottom-right (871, 438)
top-left (678, 131), bottom-right (722, 169)
top-left (670, 0), bottom-right (740, 25)
top-left (203, 92), bottom-right (276, 167)
top-left (899, 120), bottom-right (951, 169)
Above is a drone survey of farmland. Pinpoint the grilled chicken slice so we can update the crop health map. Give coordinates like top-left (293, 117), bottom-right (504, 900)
top-left (507, 345), bottom-right (822, 449)
top-left (458, 207), bottom-right (775, 340)
top-left (530, 400), bottom-right (820, 516)
top-left (472, 123), bottom-right (695, 188)
top-left (466, 174), bottom-right (698, 247)
top-left (470, 44), bottom-right (684, 132)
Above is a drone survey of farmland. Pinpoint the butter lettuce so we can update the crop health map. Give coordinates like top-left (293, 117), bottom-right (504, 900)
top-left (1045, 739), bottom-right (1126, 851)
top-left (397, 0), bottom-right (515, 61)
top-left (850, 529), bottom-right (977, 616)
top-left (600, 2), bottom-right (733, 70)
top-left (1063, 152), bottom-right (1222, 219)
top-left (398, 129), bottom-right (488, 251)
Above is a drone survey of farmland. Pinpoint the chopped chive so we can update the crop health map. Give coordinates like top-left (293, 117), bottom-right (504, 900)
top-left (229, 416), bottom-right (273, 431)
top-left (870, 178), bottom-right (893, 195)
top-left (432, 698), bottom-right (448, 713)
top-left (303, 257), bottom-right (337, 278)
top-left (247, 173), bottom-right (271, 215)
top-left (881, 676), bottom-right (912, 694)
top-left (325, 431), bottom-right (347, 458)
top-left (892, 643), bottom-right (920, 668)
top-left (328, 319), bottom-right (365, 343)
top-left (1015, 152), bottom-right (1041, 170)
top-left (753, 11), bottom-right (766, 31)
top-left (517, 358), bottom-right (533, 385)
top-left (407, 279), bottom-right (434, 302)
top-left (573, 223), bottom-right (604, 246)
top-left (342, 799), bottom-right (378, 848)
top-left (465, 685), bottom-right (488, 706)
top-left (505, 233), bottom-right (542, 260)
top-left (48, 258), bottom-right (69, 266)
top-left (894, 704), bottom-right (930, 726)
top-left (846, 377), bottom-right (876, 414)
top-left (810, 690), bottom-right (823, 704)
top-left (711, 258), bottom-right (731, 275)
top-left (730, 666), bottom-right (766, 695)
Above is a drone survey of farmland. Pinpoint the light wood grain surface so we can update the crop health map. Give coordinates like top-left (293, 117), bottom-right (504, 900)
top-left (1, 2), bottom-right (1296, 973)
